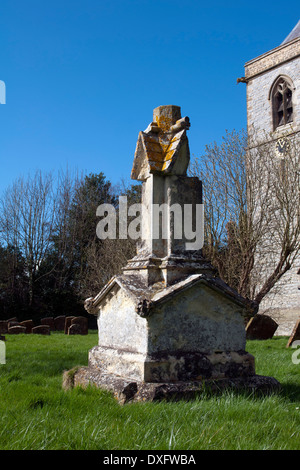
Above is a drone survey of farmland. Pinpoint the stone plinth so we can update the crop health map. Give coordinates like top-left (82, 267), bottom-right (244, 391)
top-left (86, 275), bottom-right (252, 381)
top-left (68, 272), bottom-right (280, 401)
top-left (64, 367), bottom-right (280, 404)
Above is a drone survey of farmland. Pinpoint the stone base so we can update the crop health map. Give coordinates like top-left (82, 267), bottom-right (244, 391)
top-left (62, 366), bottom-right (281, 404)
top-left (88, 346), bottom-right (257, 383)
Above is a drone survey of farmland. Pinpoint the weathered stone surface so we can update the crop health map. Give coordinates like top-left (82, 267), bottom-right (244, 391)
top-left (41, 317), bottom-right (55, 331)
top-left (71, 316), bottom-right (88, 335)
top-left (0, 321), bottom-right (8, 334)
top-left (20, 320), bottom-right (34, 334)
top-left (63, 366), bottom-right (281, 404)
top-left (89, 346), bottom-right (256, 383)
top-left (122, 105), bottom-right (216, 287)
top-left (246, 314), bottom-right (278, 340)
top-left (32, 325), bottom-right (50, 335)
top-left (8, 325), bottom-right (26, 334)
top-left (54, 316), bottom-right (66, 331)
top-left (245, 35), bottom-right (300, 81)
top-left (64, 316), bottom-right (75, 334)
top-left (286, 318), bottom-right (300, 347)
top-left (131, 105), bottom-right (190, 181)
top-left (87, 273), bottom-right (256, 383)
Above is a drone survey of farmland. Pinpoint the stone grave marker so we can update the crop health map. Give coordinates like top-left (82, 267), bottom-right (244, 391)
top-left (32, 325), bottom-right (51, 335)
top-left (41, 317), bottom-right (55, 331)
top-left (246, 314), bottom-right (278, 340)
top-left (8, 325), bottom-right (26, 334)
top-left (0, 321), bottom-right (8, 335)
top-left (68, 324), bottom-right (82, 335)
top-left (63, 105), bottom-right (280, 402)
top-left (286, 318), bottom-right (300, 348)
top-left (20, 320), bottom-right (34, 334)
top-left (8, 321), bottom-right (20, 329)
top-left (71, 316), bottom-right (88, 335)
top-left (54, 316), bottom-right (66, 331)
top-left (64, 316), bottom-right (75, 334)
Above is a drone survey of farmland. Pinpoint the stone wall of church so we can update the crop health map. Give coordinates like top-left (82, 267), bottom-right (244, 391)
top-left (246, 51), bottom-right (300, 139)
top-left (245, 38), bottom-right (300, 79)
top-left (245, 39), bottom-right (300, 335)
top-left (259, 263), bottom-right (300, 336)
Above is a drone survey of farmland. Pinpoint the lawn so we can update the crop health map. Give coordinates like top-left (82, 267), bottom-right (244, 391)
top-left (0, 331), bottom-right (299, 450)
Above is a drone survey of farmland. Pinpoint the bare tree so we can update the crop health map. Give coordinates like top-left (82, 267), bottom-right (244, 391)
top-left (0, 170), bottom-right (75, 306)
top-left (0, 168), bottom-right (140, 315)
top-left (79, 179), bottom-right (141, 299)
top-left (190, 129), bottom-right (300, 307)
top-left (248, 130), bottom-right (300, 304)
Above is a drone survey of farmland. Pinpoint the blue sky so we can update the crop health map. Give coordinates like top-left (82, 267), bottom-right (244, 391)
top-left (0, 0), bottom-right (299, 193)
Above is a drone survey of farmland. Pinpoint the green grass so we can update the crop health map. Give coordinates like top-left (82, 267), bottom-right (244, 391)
top-left (0, 332), bottom-right (299, 450)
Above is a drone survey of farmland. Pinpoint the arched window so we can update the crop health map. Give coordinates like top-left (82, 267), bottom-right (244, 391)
top-left (272, 77), bottom-right (294, 130)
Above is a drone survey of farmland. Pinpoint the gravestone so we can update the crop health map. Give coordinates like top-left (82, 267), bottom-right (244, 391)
top-left (286, 318), bottom-right (300, 348)
top-left (71, 316), bottom-right (88, 335)
top-left (68, 323), bottom-right (82, 335)
top-left (63, 105), bottom-right (280, 402)
top-left (64, 316), bottom-right (75, 334)
top-left (246, 314), bottom-right (278, 340)
top-left (8, 325), bottom-right (26, 334)
top-left (0, 321), bottom-right (8, 335)
top-left (54, 316), bottom-right (66, 331)
top-left (20, 320), bottom-right (34, 334)
top-left (41, 317), bottom-right (55, 331)
top-left (32, 325), bottom-right (51, 335)
top-left (8, 321), bottom-right (20, 329)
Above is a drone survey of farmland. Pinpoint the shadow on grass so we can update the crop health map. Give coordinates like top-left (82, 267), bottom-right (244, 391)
top-left (189, 380), bottom-right (300, 404)
top-left (280, 382), bottom-right (300, 402)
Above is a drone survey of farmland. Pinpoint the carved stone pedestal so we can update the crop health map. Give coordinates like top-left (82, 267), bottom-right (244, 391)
top-left (63, 272), bottom-right (281, 402)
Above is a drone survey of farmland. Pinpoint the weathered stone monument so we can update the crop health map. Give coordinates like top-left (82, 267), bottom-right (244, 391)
top-left (64, 105), bottom-right (280, 402)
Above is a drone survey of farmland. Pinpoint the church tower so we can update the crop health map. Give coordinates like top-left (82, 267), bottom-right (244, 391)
top-left (243, 20), bottom-right (300, 335)
top-left (245, 20), bottom-right (300, 140)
